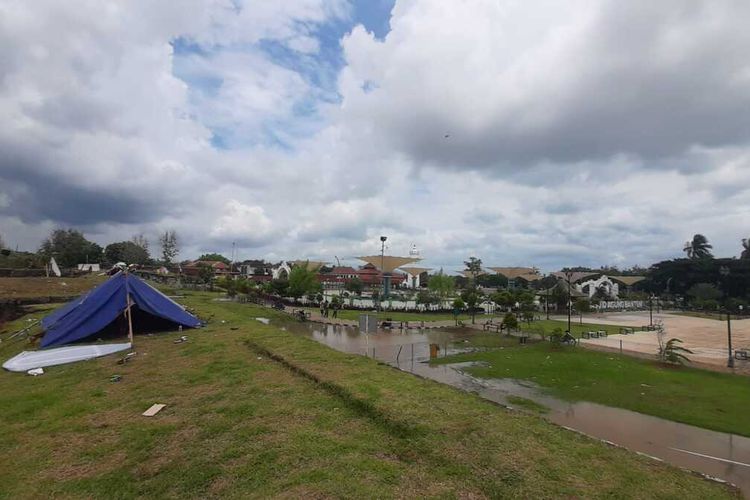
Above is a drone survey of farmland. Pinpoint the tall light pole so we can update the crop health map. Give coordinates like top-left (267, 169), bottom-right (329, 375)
top-left (727, 307), bottom-right (735, 368)
top-left (720, 266), bottom-right (734, 368)
top-left (380, 236), bottom-right (387, 310)
top-left (649, 294), bottom-right (655, 327)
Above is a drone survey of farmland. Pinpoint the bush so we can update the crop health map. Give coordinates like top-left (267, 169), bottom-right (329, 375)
top-left (549, 327), bottom-right (565, 346)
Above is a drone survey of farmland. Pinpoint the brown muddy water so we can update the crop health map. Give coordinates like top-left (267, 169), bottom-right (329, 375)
top-left (277, 319), bottom-right (750, 496)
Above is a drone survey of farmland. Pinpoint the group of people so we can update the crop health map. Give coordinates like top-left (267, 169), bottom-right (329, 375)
top-left (319, 299), bottom-right (340, 318)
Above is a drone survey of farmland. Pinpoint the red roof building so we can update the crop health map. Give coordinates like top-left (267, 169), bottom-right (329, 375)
top-left (317, 263), bottom-right (406, 289)
top-left (183, 260), bottom-right (230, 276)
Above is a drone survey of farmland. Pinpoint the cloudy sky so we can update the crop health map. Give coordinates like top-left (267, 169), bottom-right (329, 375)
top-left (1, 0), bottom-right (749, 272)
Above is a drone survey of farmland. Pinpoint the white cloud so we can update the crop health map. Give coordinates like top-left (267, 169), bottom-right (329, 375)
top-left (210, 200), bottom-right (275, 246)
top-left (1, 0), bottom-right (750, 272)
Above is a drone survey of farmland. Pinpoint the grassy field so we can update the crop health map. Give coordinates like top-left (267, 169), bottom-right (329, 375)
top-left (519, 318), bottom-right (631, 338)
top-left (0, 275), bottom-right (106, 300)
top-left (302, 307), bottom-right (473, 323)
top-left (0, 293), bottom-right (736, 498)
top-left (437, 337), bottom-right (750, 437)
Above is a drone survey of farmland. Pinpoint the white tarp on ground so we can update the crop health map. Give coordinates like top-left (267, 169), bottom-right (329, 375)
top-left (2, 343), bottom-right (131, 372)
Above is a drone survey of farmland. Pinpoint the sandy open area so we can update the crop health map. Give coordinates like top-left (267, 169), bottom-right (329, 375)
top-left (557, 311), bottom-right (750, 374)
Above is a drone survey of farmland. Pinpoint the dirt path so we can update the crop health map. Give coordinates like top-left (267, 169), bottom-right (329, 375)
top-left (567, 311), bottom-right (750, 373)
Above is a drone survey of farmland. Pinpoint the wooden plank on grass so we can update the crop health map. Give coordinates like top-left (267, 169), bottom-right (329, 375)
top-left (142, 404), bottom-right (166, 417)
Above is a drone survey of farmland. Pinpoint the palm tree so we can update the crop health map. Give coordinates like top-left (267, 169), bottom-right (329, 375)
top-left (683, 234), bottom-right (713, 259)
top-left (741, 238), bottom-right (750, 260)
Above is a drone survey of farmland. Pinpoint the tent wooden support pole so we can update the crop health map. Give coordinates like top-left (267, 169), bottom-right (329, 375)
top-left (126, 294), bottom-right (134, 345)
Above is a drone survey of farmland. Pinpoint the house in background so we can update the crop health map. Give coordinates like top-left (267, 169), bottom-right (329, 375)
top-left (183, 260), bottom-right (230, 277)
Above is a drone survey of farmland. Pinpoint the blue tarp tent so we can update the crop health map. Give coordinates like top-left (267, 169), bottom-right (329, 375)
top-left (40, 272), bottom-right (201, 348)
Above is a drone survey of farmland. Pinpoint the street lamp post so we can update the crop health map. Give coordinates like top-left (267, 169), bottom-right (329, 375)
top-left (379, 236), bottom-right (387, 310)
top-left (649, 295), bottom-right (654, 327)
top-left (727, 308), bottom-right (734, 369)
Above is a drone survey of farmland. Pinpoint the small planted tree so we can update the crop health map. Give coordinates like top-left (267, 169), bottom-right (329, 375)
top-left (502, 312), bottom-right (518, 332)
top-left (655, 320), bottom-right (692, 365)
top-left (461, 288), bottom-right (483, 324)
top-left (451, 298), bottom-right (465, 325)
top-left (660, 338), bottom-right (693, 365)
top-left (549, 327), bottom-right (565, 347)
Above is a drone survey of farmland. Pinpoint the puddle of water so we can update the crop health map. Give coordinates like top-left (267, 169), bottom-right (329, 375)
top-left (282, 320), bottom-right (750, 496)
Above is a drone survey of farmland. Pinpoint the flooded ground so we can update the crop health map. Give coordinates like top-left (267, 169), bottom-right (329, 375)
top-left (281, 320), bottom-right (750, 496)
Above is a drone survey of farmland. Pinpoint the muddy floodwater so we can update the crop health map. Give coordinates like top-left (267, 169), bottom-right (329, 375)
top-left (280, 320), bottom-right (750, 496)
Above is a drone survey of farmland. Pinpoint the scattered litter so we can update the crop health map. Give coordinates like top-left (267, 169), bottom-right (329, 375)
top-left (117, 352), bottom-right (137, 365)
top-left (110, 374), bottom-right (122, 383)
top-left (255, 317), bottom-right (270, 325)
top-left (221, 320), bottom-right (226, 324)
top-left (142, 403), bottom-right (166, 417)
top-left (256, 357), bottom-right (262, 360)
top-left (640, 383), bottom-right (652, 387)
top-left (178, 325), bottom-right (183, 332)
top-left (27, 368), bottom-right (44, 376)
top-left (173, 336), bottom-right (188, 344)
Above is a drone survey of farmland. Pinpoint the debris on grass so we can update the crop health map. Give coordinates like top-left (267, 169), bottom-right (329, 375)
top-left (173, 335), bottom-right (188, 344)
top-left (27, 368), bottom-right (44, 376)
top-left (110, 374), bottom-right (122, 383)
top-left (117, 352), bottom-right (136, 365)
top-left (142, 403), bottom-right (166, 417)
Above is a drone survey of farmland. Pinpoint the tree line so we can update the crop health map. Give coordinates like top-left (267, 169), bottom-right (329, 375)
top-left (0, 228), bottom-right (183, 269)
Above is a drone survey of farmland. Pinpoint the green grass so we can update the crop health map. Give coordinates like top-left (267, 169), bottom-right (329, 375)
top-left (519, 318), bottom-right (630, 338)
top-left (436, 342), bottom-right (750, 437)
top-left (302, 307), bottom-right (473, 323)
top-left (0, 292), bottom-right (736, 498)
